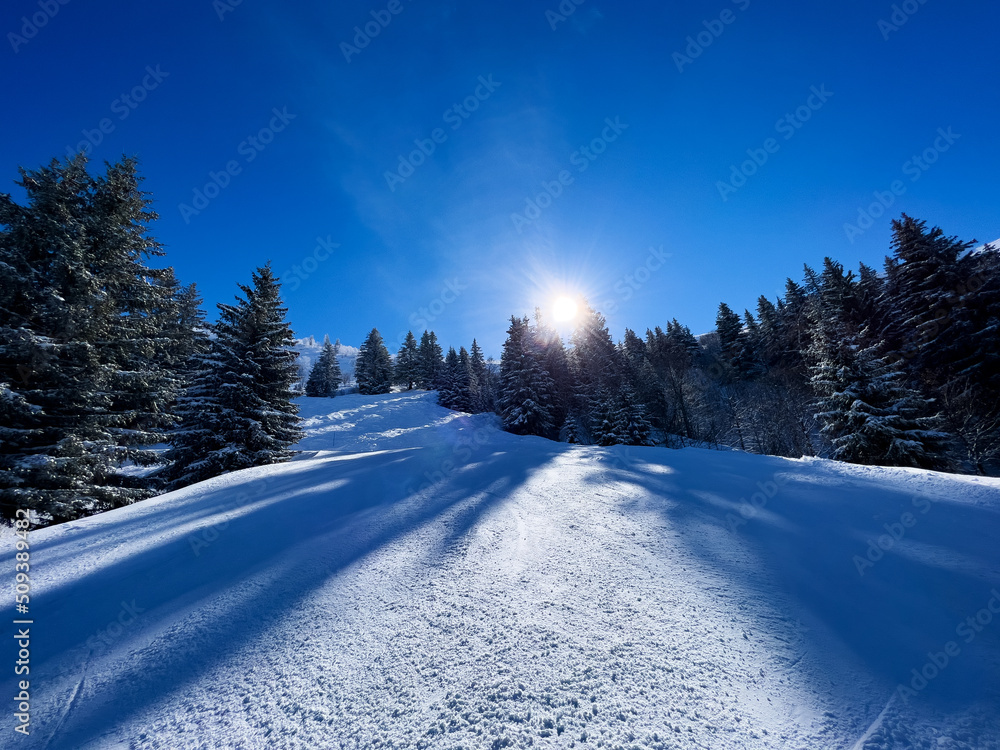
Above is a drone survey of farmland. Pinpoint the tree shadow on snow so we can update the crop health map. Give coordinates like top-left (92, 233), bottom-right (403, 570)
top-left (7, 422), bottom-right (562, 750)
top-left (602, 446), bottom-right (1000, 716)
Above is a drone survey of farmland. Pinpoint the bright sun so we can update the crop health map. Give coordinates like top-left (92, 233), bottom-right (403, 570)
top-left (552, 296), bottom-right (578, 323)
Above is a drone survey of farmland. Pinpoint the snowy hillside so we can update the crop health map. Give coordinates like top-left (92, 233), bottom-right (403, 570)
top-left (4, 392), bottom-right (1000, 749)
top-left (292, 336), bottom-right (359, 387)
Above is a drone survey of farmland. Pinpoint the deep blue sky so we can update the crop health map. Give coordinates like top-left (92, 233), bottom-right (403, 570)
top-left (3, 0), bottom-right (998, 356)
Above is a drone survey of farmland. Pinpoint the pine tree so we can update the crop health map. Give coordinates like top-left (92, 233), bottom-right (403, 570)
top-left (0, 155), bottom-right (180, 523)
top-left (160, 335), bottom-right (227, 490)
top-left (438, 347), bottom-right (460, 409)
top-left (715, 302), bottom-right (744, 375)
top-left (417, 330), bottom-right (444, 389)
top-left (755, 296), bottom-right (782, 366)
top-left (569, 303), bottom-right (620, 439)
top-left (211, 264), bottom-right (302, 470)
top-left (305, 336), bottom-right (342, 397)
top-left (738, 310), bottom-right (765, 378)
top-left (810, 334), bottom-right (945, 468)
top-left (394, 331), bottom-right (420, 390)
top-left (590, 390), bottom-right (622, 447)
top-left (614, 384), bottom-right (654, 446)
top-left (498, 316), bottom-right (554, 437)
top-left (534, 310), bottom-right (571, 434)
top-left (885, 215), bottom-right (972, 361)
top-left (356, 328), bottom-right (393, 395)
top-left (469, 338), bottom-right (489, 412)
top-left (455, 346), bottom-right (474, 412)
top-left (570, 304), bottom-right (619, 396)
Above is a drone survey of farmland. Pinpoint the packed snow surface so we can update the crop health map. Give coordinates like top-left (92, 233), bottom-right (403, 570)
top-left (4, 391), bottom-right (1000, 749)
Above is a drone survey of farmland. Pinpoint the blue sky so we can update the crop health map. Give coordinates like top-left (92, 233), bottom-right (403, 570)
top-left (3, 0), bottom-right (998, 356)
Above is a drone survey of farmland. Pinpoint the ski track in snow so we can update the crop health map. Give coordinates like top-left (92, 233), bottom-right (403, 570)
top-left (3, 391), bottom-right (1000, 749)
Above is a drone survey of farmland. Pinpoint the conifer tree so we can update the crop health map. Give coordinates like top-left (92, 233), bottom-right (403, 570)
top-left (394, 331), bottom-right (420, 390)
top-left (885, 215), bottom-right (972, 361)
top-left (614, 384), bottom-right (654, 446)
top-left (715, 302), bottom-right (744, 376)
top-left (469, 338), bottom-right (488, 411)
top-left (209, 264), bottom-right (302, 471)
top-left (455, 346), bottom-right (474, 412)
top-left (417, 330), bottom-right (444, 389)
top-left (534, 310), bottom-right (571, 434)
top-left (305, 336), bottom-right (342, 397)
top-left (810, 333), bottom-right (945, 468)
top-left (498, 315), bottom-right (554, 437)
top-left (0, 155), bottom-right (180, 522)
top-left (160, 334), bottom-right (227, 490)
top-left (438, 346), bottom-right (460, 409)
top-left (569, 303), bottom-right (620, 439)
top-left (590, 390), bottom-right (623, 447)
top-left (356, 328), bottom-right (394, 395)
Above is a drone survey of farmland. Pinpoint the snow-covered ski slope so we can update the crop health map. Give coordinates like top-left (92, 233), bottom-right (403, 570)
top-left (4, 391), bottom-right (1000, 749)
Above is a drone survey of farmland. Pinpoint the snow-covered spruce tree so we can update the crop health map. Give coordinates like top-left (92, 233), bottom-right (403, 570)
top-left (469, 338), bottom-right (487, 411)
top-left (613, 384), bottom-right (654, 446)
top-left (569, 303), bottom-right (621, 440)
top-left (152, 282), bottom-right (214, 490)
top-left (455, 346), bottom-right (474, 412)
top-left (534, 310), bottom-right (572, 434)
top-left (417, 330), bottom-right (443, 389)
top-left (437, 347), bottom-right (460, 409)
top-left (809, 333), bottom-right (946, 468)
top-left (159, 332), bottom-right (227, 491)
top-left (0, 155), bottom-right (180, 523)
top-left (305, 336), bottom-right (342, 397)
top-left (167, 281), bottom-right (211, 378)
top-left (953, 241), bottom-right (1000, 393)
top-left (437, 346), bottom-right (475, 412)
top-left (884, 214), bottom-right (973, 366)
top-left (356, 328), bottom-right (393, 395)
top-left (498, 315), bottom-right (554, 437)
top-left (394, 331), bottom-right (420, 390)
top-left (590, 390), bottom-right (623, 446)
top-left (216, 264), bottom-right (302, 466)
top-left (168, 264), bottom-right (302, 483)
top-left (715, 302), bottom-right (744, 378)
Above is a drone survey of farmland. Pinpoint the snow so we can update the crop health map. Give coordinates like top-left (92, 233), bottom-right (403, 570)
top-left (4, 391), bottom-right (1000, 749)
top-left (972, 238), bottom-right (1000, 255)
top-left (293, 336), bottom-right (359, 387)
